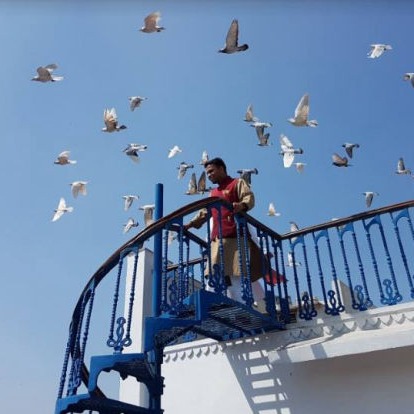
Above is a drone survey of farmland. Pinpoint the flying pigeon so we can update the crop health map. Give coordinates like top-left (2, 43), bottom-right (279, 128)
top-left (396, 157), bottom-right (412, 175)
top-left (102, 108), bottom-right (126, 132)
top-left (267, 202), bottom-right (281, 217)
top-left (168, 145), bottom-right (182, 158)
top-left (332, 153), bottom-right (350, 167)
top-left (186, 172), bottom-right (209, 195)
top-left (200, 150), bottom-right (209, 165)
top-left (123, 143), bottom-right (148, 163)
top-left (342, 143), bottom-right (360, 158)
top-left (70, 181), bottom-right (88, 198)
top-left (288, 93), bottom-right (318, 127)
top-left (52, 197), bottom-right (73, 222)
top-left (140, 204), bottom-right (156, 227)
top-left (140, 11), bottom-right (165, 33)
top-left (32, 64), bottom-right (63, 82)
top-left (54, 151), bottom-right (77, 165)
top-left (367, 44), bottom-right (392, 59)
top-left (177, 162), bottom-right (194, 179)
top-left (290, 221), bottom-right (300, 232)
top-left (251, 122), bottom-right (272, 146)
top-left (279, 134), bottom-right (303, 168)
top-left (294, 162), bottom-right (307, 173)
top-left (287, 251), bottom-right (302, 267)
top-left (237, 168), bottom-right (258, 185)
top-left (363, 191), bottom-right (379, 208)
top-left (129, 96), bottom-right (147, 111)
top-left (123, 195), bottom-right (139, 211)
top-left (244, 104), bottom-right (259, 123)
top-left (218, 19), bottom-right (248, 54)
top-left (403, 73), bottom-right (414, 87)
top-left (123, 217), bottom-right (139, 234)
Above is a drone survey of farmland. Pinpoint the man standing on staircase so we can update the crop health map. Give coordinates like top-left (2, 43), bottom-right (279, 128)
top-left (184, 157), bottom-right (264, 304)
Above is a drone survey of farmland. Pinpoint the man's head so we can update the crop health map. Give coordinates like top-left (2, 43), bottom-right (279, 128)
top-left (204, 157), bottom-right (228, 184)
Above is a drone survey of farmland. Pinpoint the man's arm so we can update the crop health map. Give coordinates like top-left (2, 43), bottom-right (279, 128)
top-left (184, 208), bottom-right (208, 230)
top-left (233, 178), bottom-right (255, 213)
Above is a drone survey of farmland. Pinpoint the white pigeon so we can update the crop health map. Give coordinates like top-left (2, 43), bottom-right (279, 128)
top-left (363, 191), bottom-right (379, 208)
top-left (367, 43), bottom-right (392, 59)
top-left (140, 204), bottom-right (156, 227)
top-left (32, 64), bottom-right (63, 82)
top-left (403, 73), bottom-right (414, 87)
top-left (177, 162), bottom-right (194, 179)
top-left (186, 172), bottom-right (209, 195)
top-left (200, 150), bottom-right (209, 165)
top-left (123, 217), bottom-right (139, 234)
top-left (52, 197), bottom-right (73, 222)
top-left (168, 145), bottom-right (182, 158)
top-left (140, 11), bottom-right (165, 33)
top-left (123, 143), bottom-right (148, 163)
top-left (290, 221), bottom-right (300, 232)
top-left (70, 181), bottom-right (88, 198)
top-left (294, 162), bottom-right (307, 173)
top-left (244, 104), bottom-right (259, 123)
top-left (123, 195), bottom-right (139, 211)
top-left (218, 19), bottom-right (248, 54)
top-left (102, 108), bottom-right (127, 132)
top-left (342, 143), bottom-right (360, 158)
top-left (396, 157), bottom-right (412, 175)
top-left (129, 96), bottom-right (147, 111)
top-left (288, 93), bottom-right (318, 127)
top-left (237, 168), bottom-right (258, 185)
top-left (332, 153), bottom-right (350, 167)
top-left (54, 150), bottom-right (77, 165)
top-left (279, 134), bottom-right (303, 168)
top-left (267, 202), bottom-right (281, 217)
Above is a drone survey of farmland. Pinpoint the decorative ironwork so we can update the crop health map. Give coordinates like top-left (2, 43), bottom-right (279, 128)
top-left (106, 316), bottom-right (131, 353)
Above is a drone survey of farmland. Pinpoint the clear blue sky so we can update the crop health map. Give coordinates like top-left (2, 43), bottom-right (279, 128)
top-left (0, 0), bottom-right (413, 411)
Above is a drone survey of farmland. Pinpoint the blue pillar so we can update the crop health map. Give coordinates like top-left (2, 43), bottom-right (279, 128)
top-left (152, 183), bottom-right (163, 317)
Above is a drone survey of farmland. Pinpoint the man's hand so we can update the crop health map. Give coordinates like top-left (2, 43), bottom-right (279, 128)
top-left (233, 202), bottom-right (247, 213)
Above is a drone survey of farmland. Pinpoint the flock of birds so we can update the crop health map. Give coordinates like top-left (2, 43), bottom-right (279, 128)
top-left (41, 11), bottom-right (413, 233)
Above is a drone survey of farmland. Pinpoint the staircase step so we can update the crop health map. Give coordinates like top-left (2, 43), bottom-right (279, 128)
top-left (88, 353), bottom-right (163, 395)
top-left (55, 393), bottom-right (160, 414)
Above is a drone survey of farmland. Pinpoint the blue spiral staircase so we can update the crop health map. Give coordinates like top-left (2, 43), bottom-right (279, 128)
top-left (54, 184), bottom-right (414, 414)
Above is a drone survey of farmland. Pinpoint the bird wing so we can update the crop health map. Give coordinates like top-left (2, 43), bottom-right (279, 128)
top-left (332, 153), bottom-right (347, 166)
top-left (187, 173), bottom-right (197, 194)
top-left (283, 152), bottom-right (295, 168)
top-left (45, 63), bottom-right (58, 72)
top-left (244, 104), bottom-right (255, 122)
top-left (36, 66), bottom-right (52, 80)
top-left (268, 202), bottom-right (276, 215)
top-left (365, 193), bottom-right (373, 207)
top-left (52, 210), bottom-right (64, 222)
top-left (144, 207), bottom-right (154, 226)
top-left (143, 12), bottom-right (160, 31)
top-left (294, 94), bottom-right (310, 122)
top-left (197, 171), bottom-right (207, 193)
top-left (225, 19), bottom-right (239, 48)
top-left (397, 157), bottom-right (406, 172)
top-left (79, 183), bottom-right (87, 196)
top-left (71, 183), bottom-right (80, 198)
top-left (279, 134), bottom-right (293, 149)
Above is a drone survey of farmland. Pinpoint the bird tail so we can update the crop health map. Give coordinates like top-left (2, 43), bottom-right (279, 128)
top-left (69, 160), bottom-right (77, 164)
top-left (67, 207), bottom-right (74, 213)
top-left (308, 120), bottom-right (318, 127)
top-left (253, 168), bottom-right (258, 175)
top-left (52, 76), bottom-right (64, 81)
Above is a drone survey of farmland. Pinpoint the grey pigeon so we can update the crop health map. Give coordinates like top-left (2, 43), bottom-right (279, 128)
top-left (218, 19), bottom-right (248, 54)
top-left (403, 73), bottom-right (414, 87)
top-left (367, 44), bottom-right (392, 59)
top-left (186, 172), bottom-right (209, 195)
top-left (32, 64), bottom-right (63, 82)
top-left (140, 11), bottom-right (165, 33)
top-left (123, 195), bottom-right (139, 211)
top-left (244, 104), bottom-right (259, 123)
top-left (363, 191), bottom-right (379, 208)
top-left (279, 134), bottom-right (303, 168)
top-left (54, 150), bottom-right (77, 165)
top-left (123, 143), bottom-right (148, 163)
top-left (52, 197), bottom-right (73, 222)
top-left (288, 94), bottom-right (318, 127)
top-left (251, 121), bottom-right (272, 146)
top-left (332, 153), bottom-right (350, 167)
top-left (237, 168), bottom-right (258, 185)
top-left (129, 96), bottom-right (147, 111)
top-left (342, 143), bottom-right (360, 158)
top-left (396, 157), bottom-right (412, 175)
top-left (177, 162), bottom-right (194, 179)
top-left (123, 217), bottom-right (139, 234)
top-left (102, 108), bottom-right (127, 132)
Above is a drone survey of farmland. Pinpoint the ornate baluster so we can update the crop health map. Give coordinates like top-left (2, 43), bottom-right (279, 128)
top-left (161, 228), bottom-right (170, 312)
top-left (390, 209), bottom-right (414, 298)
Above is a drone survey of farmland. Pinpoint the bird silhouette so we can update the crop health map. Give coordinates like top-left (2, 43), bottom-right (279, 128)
top-left (140, 11), bottom-right (165, 33)
top-left (186, 172), bottom-right (210, 195)
top-left (123, 218), bottom-right (139, 234)
top-left (129, 96), bottom-right (147, 111)
top-left (168, 145), bottom-right (182, 158)
top-left (367, 43), bottom-right (392, 59)
top-left (200, 150), bottom-right (209, 165)
top-left (218, 19), bottom-right (248, 54)
top-left (123, 195), bottom-right (139, 211)
top-left (288, 93), bottom-right (318, 127)
top-left (123, 143), bottom-right (147, 163)
top-left (32, 64), bottom-right (63, 82)
top-left (70, 181), bottom-right (88, 198)
top-left (236, 168), bottom-right (258, 185)
top-left (102, 108), bottom-right (126, 132)
top-left (177, 162), bottom-right (194, 179)
top-left (267, 202), bottom-right (281, 217)
top-left (54, 151), bottom-right (77, 165)
top-left (244, 104), bottom-right (259, 123)
top-left (140, 204), bottom-right (156, 227)
top-left (363, 191), bottom-right (379, 208)
top-left (52, 198), bottom-right (73, 222)
top-left (395, 157), bottom-right (412, 175)
top-left (342, 143), bottom-right (360, 158)
top-left (403, 73), bottom-right (414, 87)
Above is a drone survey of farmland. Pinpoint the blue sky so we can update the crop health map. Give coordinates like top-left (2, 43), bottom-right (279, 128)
top-left (0, 0), bottom-right (413, 411)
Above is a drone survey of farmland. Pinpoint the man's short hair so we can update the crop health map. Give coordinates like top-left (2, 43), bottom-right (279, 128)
top-left (204, 157), bottom-right (227, 173)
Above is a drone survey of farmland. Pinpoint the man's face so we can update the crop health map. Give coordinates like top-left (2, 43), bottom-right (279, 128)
top-left (205, 164), bottom-right (225, 184)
